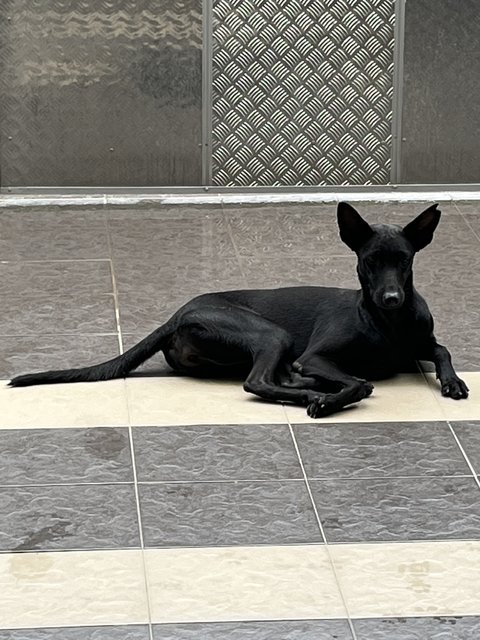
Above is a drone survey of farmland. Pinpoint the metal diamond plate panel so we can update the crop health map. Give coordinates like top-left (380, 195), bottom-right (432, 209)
top-left (0, 0), bottom-right (202, 187)
top-left (212, 0), bottom-right (395, 186)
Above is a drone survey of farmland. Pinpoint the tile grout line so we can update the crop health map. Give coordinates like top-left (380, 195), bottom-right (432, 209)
top-left (456, 202), bottom-right (480, 246)
top-left (222, 202), bottom-right (250, 288)
top-left (104, 213), bottom-right (124, 356)
top-left (5, 473), bottom-right (473, 490)
top-left (4, 537), bottom-right (480, 556)
top-left (447, 422), bottom-right (480, 491)
top-left (0, 333), bottom-right (120, 338)
top-left (284, 408), bottom-right (358, 640)
top-left (0, 258), bottom-right (112, 264)
top-left (416, 365), bottom-right (450, 413)
top-left (0, 481), bottom-right (135, 488)
top-left (121, 284), bottom-right (153, 640)
top-left (126, 418), bottom-right (154, 640)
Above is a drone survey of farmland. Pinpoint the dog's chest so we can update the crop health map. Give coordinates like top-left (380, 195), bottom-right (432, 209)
top-left (340, 328), bottom-right (418, 378)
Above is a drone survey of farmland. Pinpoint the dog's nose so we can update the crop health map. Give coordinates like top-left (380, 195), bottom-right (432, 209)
top-left (382, 291), bottom-right (401, 307)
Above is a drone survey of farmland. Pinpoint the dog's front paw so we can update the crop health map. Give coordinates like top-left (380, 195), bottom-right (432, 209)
top-left (362, 380), bottom-right (374, 397)
top-left (354, 377), bottom-right (374, 397)
top-left (306, 395), bottom-right (332, 418)
top-left (441, 377), bottom-right (469, 400)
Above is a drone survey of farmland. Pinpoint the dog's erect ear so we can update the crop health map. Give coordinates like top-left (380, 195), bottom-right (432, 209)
top-left (337, 202), bottom-right (374, 251)
top-left (402, 204), bottom-right (441, 251)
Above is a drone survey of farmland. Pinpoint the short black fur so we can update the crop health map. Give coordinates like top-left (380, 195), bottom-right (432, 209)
top-left (9, 203), bottom-right (468, 418)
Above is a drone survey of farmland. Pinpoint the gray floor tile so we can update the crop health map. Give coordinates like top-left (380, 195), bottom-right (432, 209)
top-left (0, 293), bottom-right (117, 335)
top-left (415, 250), bottom-right (480, 311)
top-left (225, 202), bottom-right (470, 257)
top-left (107, 204), bottom-right (224, 220)
top-left (345, 202), bottom-right (461, 217)
top-left (419, 293), bottom-right (480, 371)
top-left (456, 203), bottom-right (480, 215)
top-left (415, 246), bottom-right (480, 289)
top-left (153, 620), bottom-right (353, 639)
top-left (0, 334), bottom-right (120, 379)
top-left (241, 255), bottom-right (357, 289)
top-left (0, 428), bottom-right (133, 485)
top-left (294, 422), bottom-right (469, 478)
top-left (115, 257), bottom-right (245, 331)
top-left (353, 616), bottom-right (480, 639)
top-left (222, 202), bottom-right (335, 216)
top-left (0, 627), bottom-right (149, 640)
top-left (108, 211), bottom-right (234, 260)
top-left (451, 422), bottom-right (480, 474)
top-left (417, 302), bottom-right (480, 370)
top-left (407, 243), bottom-right (480, 369)
top-left (133, 425), bottom-right (301, 482)
top-left (139, 480), bottom-right (321, 547)
top-left (349, 202), bottom-right (467, 237)
top-left (310, 477), bottom-right (480, 542)
top-left (226, 206), bottom-right (340, 257)
top-left (0, 210), bottom-right (109, 260)
top-left (462, 215), bottom-right (480, 246)
top-left (0, 485), bottom-right (139, 551)
top-left (0, 261), bottom-right (112, 296)
top-left (428, 337), bottom-right (480, 372)
top-left (118, 287), bottom-right (251, 333)
top-left (113, 257), bottom-right (245, 296)
top-left (118, 291), bottom-right (190, 333)
top-left (347, 200), bottom-right (461, 221)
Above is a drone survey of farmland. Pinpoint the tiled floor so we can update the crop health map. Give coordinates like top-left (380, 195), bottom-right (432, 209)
top-left (1, 201), bottom-right (480, 638)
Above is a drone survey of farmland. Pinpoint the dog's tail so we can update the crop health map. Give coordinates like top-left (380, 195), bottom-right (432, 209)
top-left (9, 323), bottom-right (173, 388)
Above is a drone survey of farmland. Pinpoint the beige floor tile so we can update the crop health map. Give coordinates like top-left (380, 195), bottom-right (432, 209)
top-left (126, 377), bottom-right (287, 426)
top-left (145, 545), bottom-right (346, 623)
top-left (0, 380), bottom-right (129, 429)
top-left (426, 372), bottom-right (480, 420)
top-left (285, 374), bottom-right (443, 423)
top-left (331, 541), bottom-right (480, 617)
top-left (0, 550), bottom-right (148, 628)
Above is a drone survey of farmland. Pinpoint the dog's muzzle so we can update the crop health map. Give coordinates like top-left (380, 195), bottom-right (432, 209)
top-left (381, 290), bottom-right (404, 309)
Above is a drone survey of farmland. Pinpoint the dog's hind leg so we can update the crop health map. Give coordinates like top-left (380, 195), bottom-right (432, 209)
top-left (175, 307), bottom-right (326, 407)
top-left (294, 354), bottom-right (374, 417)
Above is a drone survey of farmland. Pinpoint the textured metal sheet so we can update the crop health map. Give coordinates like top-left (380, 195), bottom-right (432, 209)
top-left (401, 0), bottom-right (480, 183)
top-left (211, 0), bottom-right (395, 186)
top-left (0, 0), bottom-right (202, 187)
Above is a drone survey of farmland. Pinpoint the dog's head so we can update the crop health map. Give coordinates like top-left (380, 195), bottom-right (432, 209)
top-left (337, 202), bottom-right (441, 310)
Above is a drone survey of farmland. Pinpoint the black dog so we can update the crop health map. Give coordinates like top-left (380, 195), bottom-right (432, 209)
top-left (9, 202), bottom-right (468, 418)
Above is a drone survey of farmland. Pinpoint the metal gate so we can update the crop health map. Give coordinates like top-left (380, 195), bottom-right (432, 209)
top-left (0, 0), bottom-right (478, 188)
top-left (400, 0), bottom-right (480, 184)
top-left (0, 0), bottom-right (203, 187)
top-left (210, 0), bottom-right (395, 186)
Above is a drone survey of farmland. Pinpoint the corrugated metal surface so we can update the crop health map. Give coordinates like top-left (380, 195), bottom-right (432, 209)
top-left (211, 0), bottom-right (395, 186)
top-left (401, 0), bottom-right (480, 183)
top-left (0, 0), bottom-right (202, 187)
